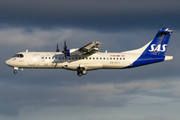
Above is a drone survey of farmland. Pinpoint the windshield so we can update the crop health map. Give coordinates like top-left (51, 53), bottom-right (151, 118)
top-left (13, 54), bottom-right (24, 58)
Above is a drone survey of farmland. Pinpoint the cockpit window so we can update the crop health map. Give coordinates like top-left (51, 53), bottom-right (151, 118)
top-left (13, 54), bottom-right (24, 58)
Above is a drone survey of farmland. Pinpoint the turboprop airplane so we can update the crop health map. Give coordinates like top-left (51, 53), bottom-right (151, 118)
top-left (5, 28), bottom-right (174, 76)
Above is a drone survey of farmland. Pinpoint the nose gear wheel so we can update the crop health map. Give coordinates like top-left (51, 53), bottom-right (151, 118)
top-left (14, 70), bottom-right (17, 74)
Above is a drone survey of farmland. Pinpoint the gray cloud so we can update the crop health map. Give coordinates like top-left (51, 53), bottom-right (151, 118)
top-left (143, 117), bottom-right (179, 120)
top-left (0, 82), bottom-right (131, 116)
top-left (0, 79), bottom-right (180, 117)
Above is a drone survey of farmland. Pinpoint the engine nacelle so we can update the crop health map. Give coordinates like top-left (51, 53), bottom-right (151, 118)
top-left (67, 48), bottom-right (82, 56)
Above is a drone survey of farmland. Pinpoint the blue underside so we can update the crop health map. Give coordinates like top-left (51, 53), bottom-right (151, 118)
top-left (126, 55), bottom-right (165, 68)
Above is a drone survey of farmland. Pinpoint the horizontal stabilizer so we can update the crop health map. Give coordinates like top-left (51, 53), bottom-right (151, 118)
top-left (164, 56), bottom-right (173, 61)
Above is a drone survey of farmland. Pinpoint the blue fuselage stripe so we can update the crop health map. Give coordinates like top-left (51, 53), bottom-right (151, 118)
top-left (127, 55), bottom-right (165, 68)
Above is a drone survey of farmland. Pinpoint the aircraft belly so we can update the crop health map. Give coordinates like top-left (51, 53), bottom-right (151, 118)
top-left (85, 63), bottom-right (103, 70)
top-left (62, 61), bottom-right (103, 71)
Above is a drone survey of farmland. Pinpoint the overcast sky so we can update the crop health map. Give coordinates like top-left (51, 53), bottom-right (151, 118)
top-left (1, 0), bottom-right (180, 120)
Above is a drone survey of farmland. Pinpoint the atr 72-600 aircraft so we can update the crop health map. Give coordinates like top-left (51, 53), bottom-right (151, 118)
top-left (5, 28), bottom-right (174, 76)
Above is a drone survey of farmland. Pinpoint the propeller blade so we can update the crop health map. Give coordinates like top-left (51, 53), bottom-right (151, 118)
top-left (64, 40), bottom-right (67, 51)
top-left (56, 43), bottom-right (59, 52)
top-left (62, 40), bottom-right (68, 61)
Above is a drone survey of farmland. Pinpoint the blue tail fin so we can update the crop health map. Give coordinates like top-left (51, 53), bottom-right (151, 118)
top-left (142, 28), bottom-right (174, 56)
top-left (126, 28), bottom-right (174, 68)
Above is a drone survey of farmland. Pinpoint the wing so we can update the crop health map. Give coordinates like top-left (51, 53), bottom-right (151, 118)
top-left (79, 41), bottom-right (102, 55)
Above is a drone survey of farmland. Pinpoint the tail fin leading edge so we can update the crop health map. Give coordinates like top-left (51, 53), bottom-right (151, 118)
top-left (142, 28), bottom-right (174, 56)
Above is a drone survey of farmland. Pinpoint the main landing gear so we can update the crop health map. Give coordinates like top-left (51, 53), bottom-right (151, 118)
top-left (77, 67), bottom-right (87, 76)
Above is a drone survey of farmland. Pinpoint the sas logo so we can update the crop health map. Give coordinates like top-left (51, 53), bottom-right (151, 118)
top-left (149, 44), bottom-right (167, 52)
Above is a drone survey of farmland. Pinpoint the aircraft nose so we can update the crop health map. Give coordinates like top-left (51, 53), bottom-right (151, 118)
top-left (5, 60), bottom-right (10, 66)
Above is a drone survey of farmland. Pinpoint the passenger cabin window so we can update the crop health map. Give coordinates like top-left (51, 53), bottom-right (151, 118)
top-left (13, 54), bottom-right (24, 58)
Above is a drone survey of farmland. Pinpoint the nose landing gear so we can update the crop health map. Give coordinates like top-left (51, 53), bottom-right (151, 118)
top-left (14, 70), bottom-right (17, 74)
top-left (13, 67), bottom-right (18, 74)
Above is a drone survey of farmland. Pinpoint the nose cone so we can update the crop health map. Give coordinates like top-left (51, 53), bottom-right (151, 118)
top-left (5, 59), bottom-right (11, 66)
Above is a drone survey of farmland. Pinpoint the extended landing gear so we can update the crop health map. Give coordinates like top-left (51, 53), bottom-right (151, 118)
top-left (77, 67), bottom-right (87, 76)
top-left (14, 70), bottom-right (17, 74)
top-left (77, 71), bottom-right (83, 76)
top-left (82, 70), bottom-right (87, 75)
top-left (13, 67), bottom-right (18, 74)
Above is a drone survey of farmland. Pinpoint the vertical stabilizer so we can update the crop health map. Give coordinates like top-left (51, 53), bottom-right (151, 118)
top-left (126, 28), bottom-right (174, 68)
top-left (142, 28), bottom-right (174, 56)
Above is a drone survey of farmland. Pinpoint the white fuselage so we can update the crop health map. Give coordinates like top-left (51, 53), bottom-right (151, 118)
top-left (5, 51), bottom-right (140, 71)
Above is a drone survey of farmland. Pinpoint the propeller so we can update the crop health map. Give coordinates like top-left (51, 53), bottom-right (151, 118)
top-left (56, 43), bottom-right (59, 52)
top-left (62, 40), bottom-right (68, 60)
